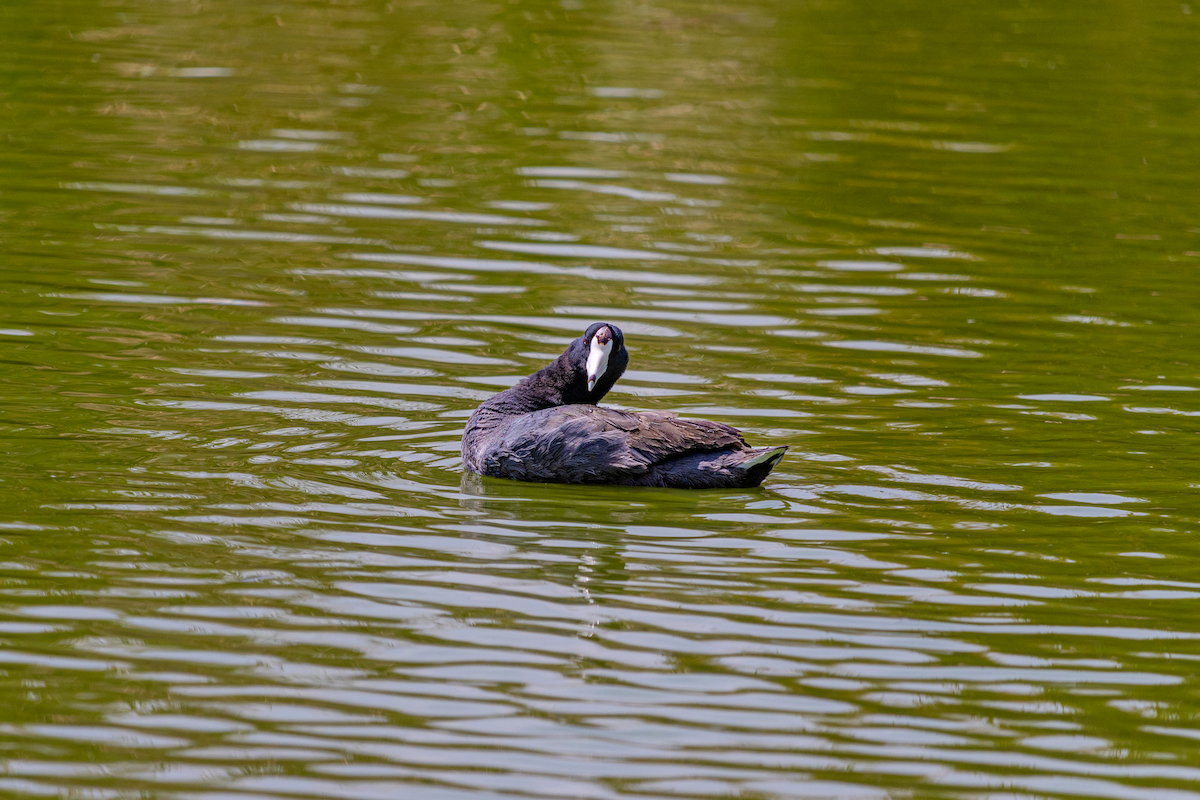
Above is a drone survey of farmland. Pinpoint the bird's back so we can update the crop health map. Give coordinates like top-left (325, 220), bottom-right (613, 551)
top-left (466, 404), bottom-right (783, 488)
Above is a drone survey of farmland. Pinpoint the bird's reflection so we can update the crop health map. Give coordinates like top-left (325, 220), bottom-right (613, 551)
top-left (459, 470), bottom-right (631, 592)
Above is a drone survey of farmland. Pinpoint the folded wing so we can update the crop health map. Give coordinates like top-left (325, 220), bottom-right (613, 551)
top-left (480, 406), bottom-right (746, 484)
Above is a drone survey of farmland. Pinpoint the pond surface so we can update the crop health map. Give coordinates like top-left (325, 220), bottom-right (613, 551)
top-left (3, 0), bottom-right (1200, 797)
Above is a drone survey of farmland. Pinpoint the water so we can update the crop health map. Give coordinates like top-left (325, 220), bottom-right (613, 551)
top-left (3, 0), bottom-right (1200, 797)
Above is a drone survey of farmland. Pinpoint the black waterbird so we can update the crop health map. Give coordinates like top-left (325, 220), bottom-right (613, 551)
top-left (461, 323), bottom-right (788, 488)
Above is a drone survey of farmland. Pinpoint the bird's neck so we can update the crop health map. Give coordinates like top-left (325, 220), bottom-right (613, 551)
top-left (493, 354), bottom-right (592, 415)
top-left (463, 357), bottom-right (585, 459)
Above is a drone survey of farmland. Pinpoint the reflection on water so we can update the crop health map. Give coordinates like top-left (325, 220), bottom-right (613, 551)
top-left (4, 0), bottom-right (1200, 797)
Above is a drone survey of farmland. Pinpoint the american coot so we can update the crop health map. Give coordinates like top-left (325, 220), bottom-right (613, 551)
top-left (461, 322), bottom-right (787, 488)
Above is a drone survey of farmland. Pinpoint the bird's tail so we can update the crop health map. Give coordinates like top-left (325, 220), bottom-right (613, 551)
top-left (631, 444), bottom-right (789, 489)
top-left (730, 445), bottom-right (788, 486)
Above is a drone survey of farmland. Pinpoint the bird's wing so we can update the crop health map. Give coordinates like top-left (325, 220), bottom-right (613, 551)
top-left (621, 410), bottom-right (745, 467)
top-left (482, 406), bottom-right (745, 484)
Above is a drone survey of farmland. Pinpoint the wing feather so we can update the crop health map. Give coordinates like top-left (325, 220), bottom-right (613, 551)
top-left (482, 406), bottom-right (745, 484)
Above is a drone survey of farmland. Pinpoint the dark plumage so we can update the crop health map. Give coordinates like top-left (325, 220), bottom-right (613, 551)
top-left (461, 322), bottom-right (788, 489)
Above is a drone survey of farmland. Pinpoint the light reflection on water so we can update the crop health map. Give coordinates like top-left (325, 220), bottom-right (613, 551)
top-left (4, 0), bottom-right (1200, 798)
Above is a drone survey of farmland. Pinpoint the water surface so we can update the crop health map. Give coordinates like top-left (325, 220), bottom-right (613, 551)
top-left (3, 0), bottom-right (1200, 798)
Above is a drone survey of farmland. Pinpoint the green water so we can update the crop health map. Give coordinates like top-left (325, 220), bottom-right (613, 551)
top-left (3, 0), bottom-right (1200, 797)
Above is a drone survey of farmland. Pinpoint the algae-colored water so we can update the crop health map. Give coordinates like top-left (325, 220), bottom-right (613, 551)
top-left (3, 0), bottom-right (1200, 797)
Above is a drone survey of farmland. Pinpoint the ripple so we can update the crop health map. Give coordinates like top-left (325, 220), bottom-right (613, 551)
top-left (171, 66), bottom-right (235, 78)
top-left (557, 305), bottom-right (797, 327)
top-left (516, 167), bottom-right (632, 178)
top-left (239, 139), bottom-right (328, 152)
top-left (100, 223), bottom-right (387, 246)
top-left (331, 167), bottom-right (411, 179)
top-left (476, 240), bottom-right (689, 261)
top-left (333, 252), bottom-right (717, 285)
top-left (54, 292), bottom-right (266, 306)
top-left (588, 87), bottom-right (666, 99)
top-left (1128, 384), bottom-right (1198, 391)
top-left (664, 172), bottom-right (729, 185)
top-left (64, 181), bottom-right (211, 196)
top-left (819, 260), bottom-right (903, 272)
top-left (292, 203), bottom-right (548, 226)
top-left (333, 193), bottom-right (426, 205)
top-left (673, 405), bottom-right (810, 418)
top-left (1018, 393), bottom-right (1109, 402)
top-left (824, 340), bottom-right (983, 358)
top-left (528, 179), bottom-right (677, 202)
top-left (1032, 505), bottom-right (1139, 518)
top-left (872, 246), bottom-right (977, 259)
top-left (1040, 493), bottom-right (1147, 505)
top-left (558, 130), bottom-right (665, 143)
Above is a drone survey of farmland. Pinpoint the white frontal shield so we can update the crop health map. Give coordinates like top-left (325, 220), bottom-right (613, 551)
top-left (586, 335), bottom-right (613, 392)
